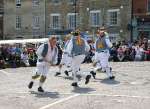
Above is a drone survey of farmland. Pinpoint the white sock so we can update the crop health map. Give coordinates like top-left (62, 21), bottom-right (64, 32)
top-left (39, 82), bottom-right (43, 87)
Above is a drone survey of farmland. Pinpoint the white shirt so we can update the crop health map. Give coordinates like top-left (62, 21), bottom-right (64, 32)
top-left (36, 41), bottom-right (58, 64)
top-left (135, 47), bottom-right (144, 56)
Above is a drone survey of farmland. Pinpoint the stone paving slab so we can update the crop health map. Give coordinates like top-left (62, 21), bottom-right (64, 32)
top-left (0, 62), bottom-right (150, 109)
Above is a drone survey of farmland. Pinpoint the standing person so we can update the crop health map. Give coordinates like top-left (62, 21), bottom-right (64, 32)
top-left (66, 31), bottom-right (91, 87)
top-left (28, 36), bottom-right (58, 92)
top-left (134, 44), bottom-right (144, 61)
top-left (55, 34), bottom-right (72, 76)
top-left (92, 27), bottom-right (115, 80)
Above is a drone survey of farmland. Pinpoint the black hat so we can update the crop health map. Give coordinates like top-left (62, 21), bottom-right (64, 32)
top-left (74, 32), bottom-right (79, 36)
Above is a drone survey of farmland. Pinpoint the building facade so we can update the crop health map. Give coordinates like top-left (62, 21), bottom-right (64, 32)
top-left (4, 0), bottom-right (45, 39)
top-left (46, 0), bottom-right (131, 42)
top-left (132, 0), bottom-right (150, 40)
top-left (4, 0), bottom-right (131, 42)
top-left (0, 0), bottom-right (4, 40)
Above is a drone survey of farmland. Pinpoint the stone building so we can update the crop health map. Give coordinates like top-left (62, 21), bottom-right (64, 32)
top-left (132, 0), bottom-right (150, 40)
top-left (47, 0), bottom-right (131, 42)
top-left (3, 0), bottom-right (132, 42)
top-left (4, 0), bottom-right (45, 39)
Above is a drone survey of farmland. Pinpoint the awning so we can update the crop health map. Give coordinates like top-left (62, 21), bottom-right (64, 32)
top-left (0, 38), bottom-right (48, 44)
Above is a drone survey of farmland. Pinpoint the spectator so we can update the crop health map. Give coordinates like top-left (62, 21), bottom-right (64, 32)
top-left (124, 47), bottom-right (132, 61)
top-left (28, 50), bottom-right (37, 66)
top-left (117, 46), bottom-right (125, 62)
top-left (0, 46), bottom-right (6, 69)
top-left (134, 44), bottom-right (144, 61)
top-left (110, 45), bottom-right (118, 62)
top-left (21, 51), bottom-right (29, 67)
top-left (15, 53), bottom-right (21, 68)
top-left (144, 46), bottom-right (150, 61)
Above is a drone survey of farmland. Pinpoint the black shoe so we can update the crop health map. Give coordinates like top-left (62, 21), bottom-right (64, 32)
top-left (55, 72), bottom-right (61, 76)
top-left (109, 76), bottom-right (115, 80)
top-left (71, 82), bottom-right (78, 87)
top-left (28, 81), bottom-right (34, 89)
top-left (38, 87), bottom-right (44, 92)
top-left (85, 75), bottom-right (91, 84)
top-left (64, 70), bottom-right (69, 76)
top-left (90, 71), bottom-right (96, 79)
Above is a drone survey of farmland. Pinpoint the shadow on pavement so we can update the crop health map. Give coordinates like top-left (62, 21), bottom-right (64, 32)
top-left (72, 87), bottom-right (95, 94)
top-left (29, 91), bottom-right (60, 98)
top-left (63, 76), bottom-right (73, 80)
top-left (100, 78), bottom-right (120, 85)
top-left (55, 75), bottom-right (73, 81)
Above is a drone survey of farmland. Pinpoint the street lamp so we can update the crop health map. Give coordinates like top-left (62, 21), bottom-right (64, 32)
top-left (131, 0), bottom-right (134, 42)
top-left (45, 0), bottom-right (47, 38)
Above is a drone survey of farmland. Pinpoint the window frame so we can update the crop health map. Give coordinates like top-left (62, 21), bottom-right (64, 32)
top-left (67, 13), bottom-right (79, 29)
top-left (16, 0), bottom-right (21, 8)
top-left (32, 16), bottom-right (40, 29)
top-left (51, 0), bottom-right (61, 5)
top-left (32, 0), bottom-right (40, 7)
top-left (16, 15), bottom-right (21, 30)
top-left (107, 9), bottom-right (120, 26)
top-left (50, 13), bottom-right (61, 30)
top-left (89, 10), bottom-right (101, 27)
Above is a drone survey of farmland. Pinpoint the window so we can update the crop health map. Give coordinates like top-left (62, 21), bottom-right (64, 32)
top-left (108, 9), bottom-right (120, 26)
top-left (51, 0), bottom-right (60, 5)
top-left (50, 14), bottom-right (61, 29)
top-left (32, 0), bottom-right (40, 7)
top-left (67, 13), bottom-right (78, 29)
top-left (16, 16), bottom-right (21, 29)
top-left (16, 0), bottom-right (21, 7)
top-left (90, 10), bottom-right (101, 27)
top-left (32, 16), bottom-right (40, 29)
top-left (148, 0), bottom-right (150, 12)
top-left (68, 0), bottom-right (76, 4)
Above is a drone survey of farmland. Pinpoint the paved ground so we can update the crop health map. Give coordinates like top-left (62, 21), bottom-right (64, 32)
top-left (0, 62), bottom-right (150, 109)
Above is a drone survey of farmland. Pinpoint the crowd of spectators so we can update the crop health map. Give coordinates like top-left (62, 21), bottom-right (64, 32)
top-left (109, 38), bottom-right (150, 62)
top-left (0, 38), bottom-right (150, 69)
top-left (0, 44), bottom-right (38, 69)
top-left (83, 38), bottom-right (150, 63)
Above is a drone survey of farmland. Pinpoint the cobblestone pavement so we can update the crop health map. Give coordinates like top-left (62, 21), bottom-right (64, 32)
top-left (0, 62), bottom-right (150, 109)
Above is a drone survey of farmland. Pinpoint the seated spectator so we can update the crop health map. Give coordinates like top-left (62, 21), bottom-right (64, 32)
top-left (15, 55), bottom-right (20, 68)
top-left (8, 54), bottom-right (16, 68)
top-left (21, 51), bottom-right (29, 67)
top-left (130, 48), bottom-right (136, 61)
top-left (0, 49), bottom-right (6, 69)
top-left (144, 46), bottom-right (150, 61)
top-left (28, 50), bottom-right (37, 66)
top-left (110, 46), bottom-right (118, 62)
top-left (117, 46), bottom-right (125, 62)
top-left (124, 47), bottom-right (132, 61)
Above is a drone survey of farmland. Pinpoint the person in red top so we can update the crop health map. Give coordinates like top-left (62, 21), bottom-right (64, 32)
top-left (144, 46), bottom-right (150, 61)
